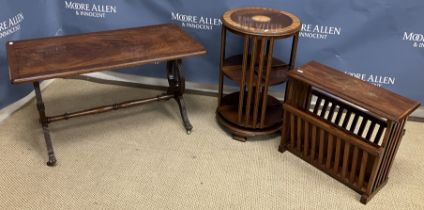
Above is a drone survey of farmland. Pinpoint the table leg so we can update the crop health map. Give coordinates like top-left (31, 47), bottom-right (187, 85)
top-left (167, 60), bottom-right (193, 134)
top-left (33, 82), bottom-right (57, 166)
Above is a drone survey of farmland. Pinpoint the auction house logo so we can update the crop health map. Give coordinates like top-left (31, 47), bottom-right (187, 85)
top-left (345, 72), bottom-right (396, 87)
top-left (0, 12), bottom-right (24, 39)
top-left (300, 24), bottom-right (342, 40)
top-left (65, 1), bottom-right (117, 18)
top-left (171, 12), bottom-right (222, 31)
top-left (403, 32), bottom-right (424, 48)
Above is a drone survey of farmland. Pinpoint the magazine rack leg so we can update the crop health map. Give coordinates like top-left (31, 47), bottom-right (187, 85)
top-left (33, 82), bottom-right (57, 166)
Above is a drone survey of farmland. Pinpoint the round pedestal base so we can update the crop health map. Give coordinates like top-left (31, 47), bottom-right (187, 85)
top-left (216, 113), bottom-right (281, 141)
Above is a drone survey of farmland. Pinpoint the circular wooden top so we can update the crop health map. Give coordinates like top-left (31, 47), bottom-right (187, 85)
top-left (223, 7), bottom-right (301, 37)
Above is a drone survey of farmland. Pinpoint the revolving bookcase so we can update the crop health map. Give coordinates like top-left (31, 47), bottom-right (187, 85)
top-left (216, 7), bottom-right (301, 140)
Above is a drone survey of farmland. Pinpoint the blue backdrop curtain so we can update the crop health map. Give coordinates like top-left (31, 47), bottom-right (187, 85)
top-left (1, 0), bottom-right (423, 109)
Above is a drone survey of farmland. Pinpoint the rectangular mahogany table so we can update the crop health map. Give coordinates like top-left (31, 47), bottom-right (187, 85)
top-left (6, 24), bottom-right (206, 166)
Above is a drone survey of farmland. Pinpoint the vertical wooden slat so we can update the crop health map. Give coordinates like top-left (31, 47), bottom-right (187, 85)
top-left (280, 110), bottom-right (289, 149)
top-left (237, 37), bottom-right (250, 124)
top-left (327, 102), bottom-right (336, 121)
top-left (297, 116), bottom-right (302, 152)
top-left (288, 32), bottom-right (299, 70)
top-left (244, 37), bottom-right (258, 126)
top-left (334, 106), bottom-right (344, 126)
top-left (349, 147), bottom-right (360, 182)
top-left (318, 129), bottom-right (325, 164)
top-left (290, 113), bottom-right (295, 149)
top-left (374, 122), bottom-right (397, 190)
top-left (284, 80), bottom-right (295, 106)
top-left (349, 113), bottom-right (360, 132)
top-left (358, 152), bottom-right (369, 188)
top-left (342, 143), bottom-right (351, 178)
top-left (252, 39), bottom-right (267, 128)
top-left (380, 119), bottom-right (406, 186)
top-left (259, 38), bottom-right (275, 127)
top-left (326, 134), bottom-right (334, 169)
top-left (311, 125), bottom-right (317, 160)
top-left (333, 137), bottom-right (342, 173)
top-left (305, 89), bottom-right (314, 111)
top-left (357, 118), bottom-right (368, 137)
top-left (341, 110), bottom-right (352, 129)
top-left (367, 155), bottom-right (382, 194)
top-left (313, 97), bottom-right (322, 114)
top-left (365, 121), bottom-right (377, 141)
top-left (255, 39), bottom-right (263, 64)
top-left (265, 39), bottom-right (271, 57)
top-left (217, 27), bottom-right (227, 106)
top-left (303, 121), bottom-right (310, 157)
top-left (219, 27), bottom-right (227, 66)
top-left (373, 125), bottom-right (385, 145)
top-left (320, 100), bottom-right (330, 118)
top-left (307, 95), bottom-right (316, 112)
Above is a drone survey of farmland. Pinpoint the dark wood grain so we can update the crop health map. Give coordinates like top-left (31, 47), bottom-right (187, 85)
top-left (217, 92), bottom-right (282, 129)
top-left (217, 7), bottom-right (300, 140)
top-left (7, 24), bottom-right (207, 166)
top-left (282, 104), bottom-right (383, 197)
top-left (7, 24), bottom-right (206, 84)
top-left (222, 55), bottom-right (289, 86)
top-left (290, 61), bottom-right (420, 122)
top-left (223, 7), bottom-right (301, 37)
top-left (281, 61), bottom-right (420, 204)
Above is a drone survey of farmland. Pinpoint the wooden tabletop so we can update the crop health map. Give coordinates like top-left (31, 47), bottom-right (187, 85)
top-left (7, 24), bottom-right (207, 84)
top-left (222, 7), bottom-right (301, 37)
top-left (289, 61), bottom-right (420, 122)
